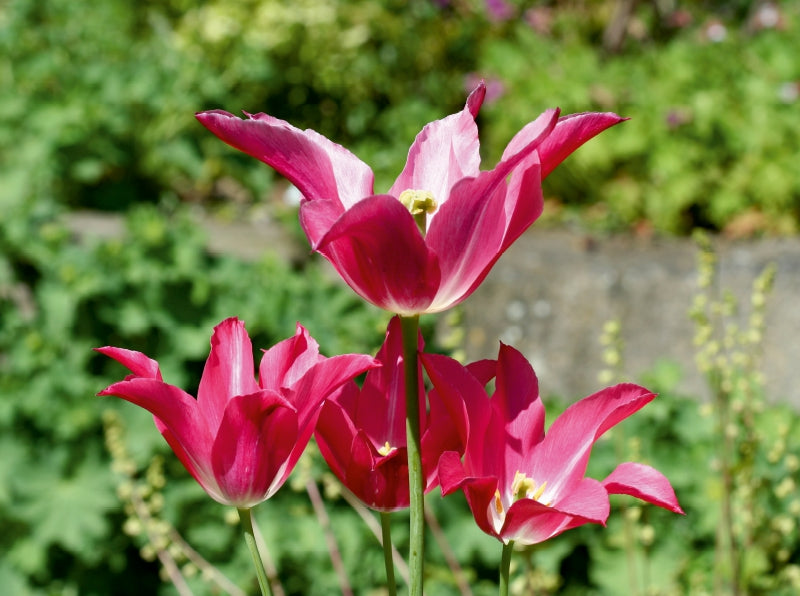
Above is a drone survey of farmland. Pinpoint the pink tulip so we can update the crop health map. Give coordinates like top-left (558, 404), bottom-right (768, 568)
top-left (196, 85), bottom-right (625, 315)
top-left (96, 318), bottom-right (377, 508)
top-left (427, 344), bottom-right (683, 545)
top-left (314, 317), bottom-right (468, 511)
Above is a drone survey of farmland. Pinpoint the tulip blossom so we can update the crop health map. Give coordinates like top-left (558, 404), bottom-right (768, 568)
top-left (96, 318), bottom-right (377, 508)
top-left (315, 317), bottom-right (467, 511)
top-left (427, 344), bottom-right (683, 546)
top-left (196, 85), bottom-right (625, 315)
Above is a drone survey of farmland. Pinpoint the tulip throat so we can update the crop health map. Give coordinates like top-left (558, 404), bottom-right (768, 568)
top-left (398, 189), bottom-right (437, 235)
top-left (377, 441), bottom-right (396, 456)
top-left (511, 471), bottom-right (549, 504)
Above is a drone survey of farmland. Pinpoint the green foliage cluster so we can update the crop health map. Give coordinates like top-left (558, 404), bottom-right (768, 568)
top-left (0, 198), bottom-right (389, 593)
top-left (479, 2), bottom-right (800, 234)
top-left (3, 0), bottom-right (799, 232)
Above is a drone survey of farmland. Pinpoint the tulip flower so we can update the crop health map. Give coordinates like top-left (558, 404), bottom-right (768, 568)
top-left (196, 84), bottom-right (625, 315)
top-left (315, 317), bottom-right (466, 511)
top-left (96, 318), bottom-right (377, 508)
top-left (427, 344), bottom-right (683, 547)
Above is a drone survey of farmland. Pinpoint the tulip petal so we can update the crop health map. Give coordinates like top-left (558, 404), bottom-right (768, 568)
top-left (197, 318), bottom-right (260, 435)
top-left (421, 352), bottom-right (492, 456)
top-left (529, 384), bottom-right (655, 499)
top-left (503, 478), bottom-right (609, 545)
top-left (537, 112), bottom-right (627, 179)
top-left (211, 391), bottom-right (297, 506)
top-left (314, 195), bottom-right (442, 314)
top-left (389, 85), bottom-right (484, 204)
top-left (99, 378), bottom-right (216, 495)
top-left (258, 323), bottom-right (320, 391)
top-left (94, 346), bottom-right (161, 380)
top-left (299, 197), bottom-right (346, 249)
top-left (602, 462), bottom-right (684, 514)
top-left (287, 353), bottom-right (379, 425)
top-left (425, 109), bottom-right (557, 312)
top-left (195, 110), bottom-right (374, 209)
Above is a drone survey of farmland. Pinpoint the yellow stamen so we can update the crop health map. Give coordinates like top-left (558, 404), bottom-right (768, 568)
top-left (494, 489), bottom-right (504, 515)
top-left (377, 441), bottom-right (395, 456)
top-left (398, 189), bottom-right (438, 215)
top-left (510, 471), bottom-right (549, 504)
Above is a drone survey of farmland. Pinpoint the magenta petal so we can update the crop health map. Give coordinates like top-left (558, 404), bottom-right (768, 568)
top-left (502, 480), bottom-right (608, 545)
top-left (491, 345), bottom-right (545, 477)
top-left (197, 318), bottom-right (260, 435)
top-left (287, 353), bottom-right (379, 424)
top-left (421, 352), bottom-right (492, 455)
top-left (315, 398), bottom-right (360, 482)
top-left (500, 109), bottom-right (561, 162)
top-left (258, 323), bottom-right (320, 391)
top-left (211, 391), bottom-right (297, 506)
top-left (195, 110), bottom-right (374, 208)
top-left (315, 195), bottom-right (442, 314)
top-left (437, 450), bottom-right (470, 496)
top-left (389, 90), bottom-right (483, 204)
top-left (94, 346), bottom-right (161, 380)
top-left (299, 197), bottom-right (346, 249)
top-left (99, 378), bottom-right (215, 493)
top-left (602, 462), bottom-right (684, 514)
top-left (537, 112), bottom-right (627, 179)
top-left (466, 82), bottom-right (487, 118)
top-left (529, 384), bottom-right (655, 499)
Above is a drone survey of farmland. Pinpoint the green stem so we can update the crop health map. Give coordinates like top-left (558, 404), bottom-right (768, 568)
top-left (238, 507), bottom-right (274, 596)
top-left (500, 541), bottom-right (514, 596)
top-left (400, 314), bottom-right (425, 596)
top-left (381, 512), bottom-right (398, 596)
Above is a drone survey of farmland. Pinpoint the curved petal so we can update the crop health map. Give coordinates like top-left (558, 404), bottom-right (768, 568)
top-left (425, 109), bottom-right (558, 312)
top-left (491, 344), bottom-right (545, 477)
top-left (94, 346), bottom-right (162, 380)
top-left (195, 110), bottom-right (374, 208)
top-left (210, 391), bottom-right (296, 507)
top-left (529, 384), bottom-right (656, 500)
top-left (99, 378), bottom-right (215, 495)
top-left (258, 323), bottom-right (320, 392)
top-left (350, 317), bottom-right (409, 447)
top-left (197, 318), bottom-right (259, 436)
top-left (388, 84), bottom-right (485, 204)
top-left (537, 112), bottom-right (627, 179)
top-left (315, 398), bottom-right (361, 482)
top-left (285, 353), bottom-right (379, 427)
top-left (421, 352), bottom-right (492, 456)
top-left (502, 478), bottom-right (608, 545)
top-left (299, 197), bottom-right (346, 249)
top-left (348, 433), bottom-right (410, 512)
top-left (315, 195), bottom-right (442, 314)
top-left (602, 462), bottom-right (684, 514)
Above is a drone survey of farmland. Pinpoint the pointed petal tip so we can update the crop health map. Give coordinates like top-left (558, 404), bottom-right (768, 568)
top-left (466, 82), bottom-right (487, 117)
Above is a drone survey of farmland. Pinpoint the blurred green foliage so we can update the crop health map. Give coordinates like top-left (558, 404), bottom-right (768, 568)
top-left (2, 0), bottom-right (800, 593)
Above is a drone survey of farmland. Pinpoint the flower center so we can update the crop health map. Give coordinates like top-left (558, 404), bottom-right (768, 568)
top-left (398, 189), bottom-right (437, 235)
top-left (377, 441), bottom-right (396, 456)
top-left (511, 471), bottom-right (549, 503)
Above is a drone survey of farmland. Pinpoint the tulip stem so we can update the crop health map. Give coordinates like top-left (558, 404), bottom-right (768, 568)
top-left (380, 512), bottom-right (398, 596)
top-left (238, 507), bottom-right (274, 596)
top-left (500, 541), bottom-right (514, 596)
top-left (400, 314), bottom-right (425, 596)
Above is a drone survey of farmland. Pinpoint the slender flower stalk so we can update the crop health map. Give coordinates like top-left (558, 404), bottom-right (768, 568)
top-left (500, 541), bottom-right (514, 596)
top-left (400, 314), bottom-right (425, 596)
top-left (380, 513), bottom-right (398, 596)
top-left (238, 507), bottom-right (274, 596)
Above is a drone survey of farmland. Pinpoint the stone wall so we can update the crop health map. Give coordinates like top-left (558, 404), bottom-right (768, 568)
top-left (455, 229), bottom-right (799, 407)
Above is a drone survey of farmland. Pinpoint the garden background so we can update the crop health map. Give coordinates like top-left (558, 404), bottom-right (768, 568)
top-left (1, 0), bottom-right (799, 594)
